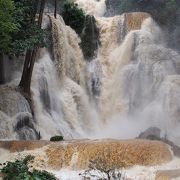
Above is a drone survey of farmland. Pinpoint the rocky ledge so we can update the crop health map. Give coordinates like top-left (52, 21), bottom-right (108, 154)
top-left (0, 139), bottom-right (172, 170)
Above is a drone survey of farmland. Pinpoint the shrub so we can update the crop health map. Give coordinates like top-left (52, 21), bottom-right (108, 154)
top-left (62, 2), bottom-right (85, 35)
top-left (0, 0), bottom-right (19, 54)
top-left (0, 155), bottom-right (56, 180)
top-left (50, 135), bottom-right (64, 141)
top-left (79, 158), bottom-right (125, 180)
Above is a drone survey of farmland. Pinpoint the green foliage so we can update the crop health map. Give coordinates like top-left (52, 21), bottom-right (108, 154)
top-left (0, 0), bottom-right (47, 55)
top-left (80, 15), bottom-right (100, 60)
top-left (62, 2), bottom-right (85, 35)
top-left (30, 170), bottom-right (56, 180)
top-left (1, 155), bottom-right (56, 180)
top-left (23, 155), bottom-right (35, 165)
top-left (12, 26), bottom-right (47, 54)
top-left (50, 135), bottom-right (64, 141)
top-left (0, 0), bottom-right (19, 54)
top-left (12, 0), bottom-right (47, 55)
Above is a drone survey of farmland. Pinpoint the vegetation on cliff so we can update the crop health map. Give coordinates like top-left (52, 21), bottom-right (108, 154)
top-left (0, 0), bottom-right (19, 54)
top-left (61, 1), bottom-right (100, 60)
top-left (0, 0), bottom-right (46, 55)
top-left (50, 135), bottom-right (64, 141)
top-left (62, 2), bottom-right (85, 35)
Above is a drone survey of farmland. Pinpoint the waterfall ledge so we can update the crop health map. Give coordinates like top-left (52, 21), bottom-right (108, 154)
top-left (0, 139), bottom-right (172, 170)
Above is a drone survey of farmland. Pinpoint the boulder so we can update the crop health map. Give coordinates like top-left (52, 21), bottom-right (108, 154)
top-left (0, 85), bottom-right (38, 140)
top-left (138, 127), bottom-right (161, 140)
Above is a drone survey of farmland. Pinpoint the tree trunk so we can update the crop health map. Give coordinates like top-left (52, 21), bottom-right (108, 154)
top-left (38, 0), bottom-right (46, 27)
top-left (54, 0), bottom-right (57, 18)
top-left (19, 0), bottom-right (46, 97)
top-left (0, 53), bottom-right (5, 84)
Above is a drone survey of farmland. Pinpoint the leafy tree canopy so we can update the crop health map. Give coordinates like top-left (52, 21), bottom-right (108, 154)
top-left (0, 0), bottom-right (47, 55)
top-left (62, 1), bottom-right (85, 35)
top-left (1, 155), bottom-right (56, 180)
top-left (0, 0), bottom-right (19, 54)
top-left (12, 0), bottom-right (47, 55)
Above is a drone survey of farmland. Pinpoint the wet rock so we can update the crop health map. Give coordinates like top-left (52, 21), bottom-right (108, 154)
top-left (162, 138), bottom-right (180, 158)
top-left (138, 127), bottom-right (180, 158)
top-left (0, 86), bottom-right (31, 116)
top-left (14, 112), bottom-right (38, 140)
top-left (138, 127), bottom-right (161, 140)
top-left (0, 85), bottom-right (38, 140)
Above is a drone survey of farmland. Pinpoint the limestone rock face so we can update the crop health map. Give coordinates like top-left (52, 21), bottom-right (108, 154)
top-left (0, 86), bottom-right (38, 140)
top-left (0, 86), bottom-right (31, 116)
top-left (0, 139), bottom-right (172, 170)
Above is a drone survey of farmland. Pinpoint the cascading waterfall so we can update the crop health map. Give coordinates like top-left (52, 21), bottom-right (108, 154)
top-left (96, 18), bottom-right (180, 142)
top-left (0, 0), bottom-right (180, 145)
top-left (74, 0), bottom-right (180, 144)
top-left (31, 14), bottom-right (99, 139)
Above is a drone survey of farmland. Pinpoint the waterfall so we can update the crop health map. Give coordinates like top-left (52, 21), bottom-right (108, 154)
top-left (76, 0), bottom-right (106, 17)
top-left (74, 0), bottom-right (180, 144)
top-left (0, 0), bottom-right (180, 145)
top-left (97, 18), bottom-right (180, 141)
top-left (31, 15), bottom-right (100, 139)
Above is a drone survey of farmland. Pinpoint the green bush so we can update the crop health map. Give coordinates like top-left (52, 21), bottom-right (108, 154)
top-left (0, 155), bottom-right (56, 180)
top-left (62, 2), bottom-right (85, 35)
top-left (50, 135), bottom-right (64, 141)
top-left (0, 0), bottom-right (19, 54)
top-left (12, 0), bottom-right (47, 55)
top-left (80, 15), bottom-right (100, 60)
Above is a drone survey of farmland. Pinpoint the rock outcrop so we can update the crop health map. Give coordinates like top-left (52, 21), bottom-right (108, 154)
top-left (0, 86), bottom-right (38, 140)
top-left (138, 127), bottom-right (161, 140)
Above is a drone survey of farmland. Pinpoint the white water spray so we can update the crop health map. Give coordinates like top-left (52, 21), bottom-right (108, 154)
top-left (75, 0), bottom-right (106, 17)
